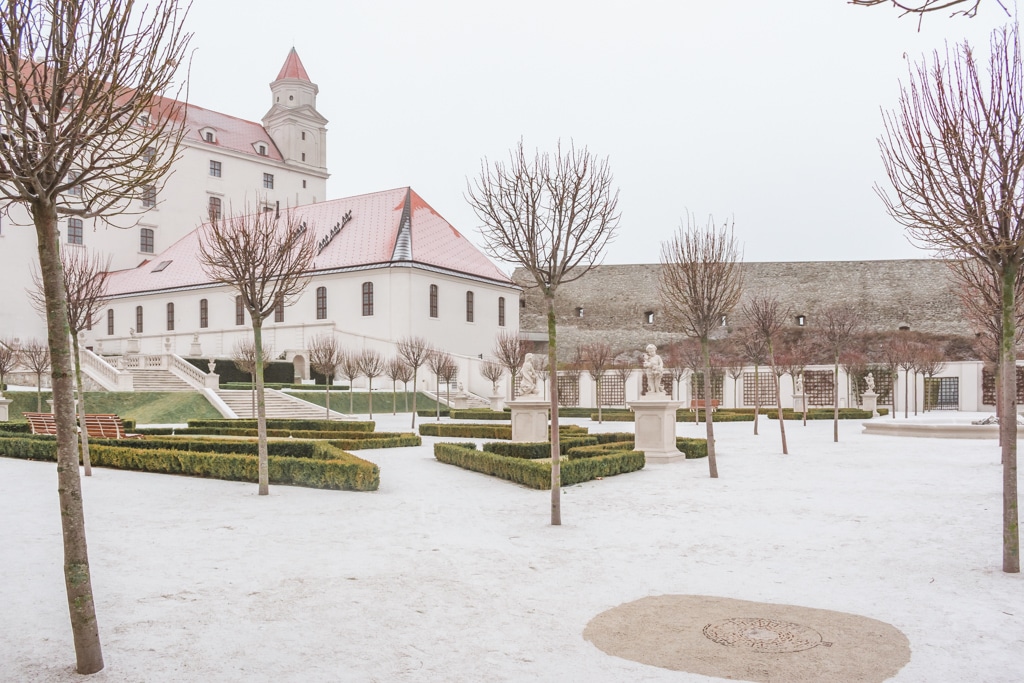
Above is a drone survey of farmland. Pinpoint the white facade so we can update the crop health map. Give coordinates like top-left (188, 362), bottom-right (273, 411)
top-left (0, 49), bottom-right (328, 344)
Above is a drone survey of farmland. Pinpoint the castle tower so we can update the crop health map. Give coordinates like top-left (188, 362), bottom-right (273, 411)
top-left (263, 48), bottom-right (329, 178)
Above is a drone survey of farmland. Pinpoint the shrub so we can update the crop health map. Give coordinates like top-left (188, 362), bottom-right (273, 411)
top-left (676, 437), bottom-right (709, 459)
top-left (418, 408), bottom-right (449, 418)
top-left (449, 409), bottom-right (510, 421)
top-left (433, 442), bottom-right (644, 489)
top-left (420, 423), bottom-right (512, 439)
top-left (186, 418), bottom-right (375, 432)
top-left (0, 435), bottom-right (379, 491)
top-left (482, 436), bottom-right (598, 459)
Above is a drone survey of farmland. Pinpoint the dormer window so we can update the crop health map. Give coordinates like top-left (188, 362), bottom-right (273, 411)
top-left (257, 144), bottom-right (267, 156)
top-left (201, 128), bottom-right (217, 144)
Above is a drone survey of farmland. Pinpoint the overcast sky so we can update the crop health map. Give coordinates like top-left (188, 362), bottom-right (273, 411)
top-left (180, 1), bottom-right (1014, 268)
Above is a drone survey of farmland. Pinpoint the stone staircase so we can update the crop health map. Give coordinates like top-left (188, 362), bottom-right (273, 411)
top-left (126, 369), bottom-right (195, 392)
top-left (214, 389), bottom-right (348, 420)
top-left (426, 389), bottom-right (491, 410)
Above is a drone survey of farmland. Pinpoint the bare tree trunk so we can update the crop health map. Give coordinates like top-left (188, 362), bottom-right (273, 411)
top-left (702, 337), bottom-right (718, 478)
top-left (547, 294), bottom-right (561, 526)
top-left (596, 376), bottom-right (603, 423)
top-left (411, 370), bottom-right (418, 428)
top-left (1000, 263), bottom-right (1020, 573)
top-left (253, 324), bottom-right (270, 496)
top-left (325, 380), bottom-right (330, 420)
top-left (368, 376), bottom-right (374, 419)
top-left (904, 370), bottom-right (909, 418)
top-left (72, 334), bottom-right (92, 477)
top-left (753, 364), bottom-right (760, 435)
top-left (36, 205), bottom-right (103, 672)
top-left (892, 371), bottom-right (898, 420)
top-left (833, 356), bottom-right (840, 443)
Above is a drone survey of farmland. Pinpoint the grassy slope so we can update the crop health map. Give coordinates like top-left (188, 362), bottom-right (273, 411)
top-left (290, 391), bottom-right (442, 415)
top-left (4, 391), bottom-right (221, 423)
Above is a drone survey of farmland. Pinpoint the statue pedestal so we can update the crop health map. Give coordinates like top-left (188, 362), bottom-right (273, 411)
top-left (0, 398), bottom-right (11, 422)
top-left (489, 394), bottom-right (504, 412)
top-left (861, 391), bottom-right (879, 417)
top-left (452, 393), bottom-right (469, 410)
top-left (508, 398), bottom-right (549, 443)
top-left (628, 396), bottom-right (685, 463)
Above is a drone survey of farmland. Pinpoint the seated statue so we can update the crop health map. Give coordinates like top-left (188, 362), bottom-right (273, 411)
top-left (643, 344), bottom-right (665, 396)
top-left (519, 353), bottom-right (540, 396)
top-left (865, 372), bottom-right (876, 393)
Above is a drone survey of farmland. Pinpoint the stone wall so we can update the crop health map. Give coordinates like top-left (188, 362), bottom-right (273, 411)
top-left (516, 260), bottom-right (971, 358)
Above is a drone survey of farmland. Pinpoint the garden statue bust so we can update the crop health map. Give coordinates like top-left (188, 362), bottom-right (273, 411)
top-left (643, 343), bottom-right (665, 396)
top-left (519, 353), bottom-right (540, 396)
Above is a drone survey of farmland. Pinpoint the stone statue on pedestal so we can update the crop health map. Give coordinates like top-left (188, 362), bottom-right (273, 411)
top-left (519, 353), bottom-right (540, 396)
top-left (643, 344), bottom-right (665, 396)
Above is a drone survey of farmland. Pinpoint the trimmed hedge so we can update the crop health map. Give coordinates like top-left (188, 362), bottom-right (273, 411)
top-left (482, 437), bottom-right (599, 459)
top-left (433, 442), bottom-right (644, 489)
top-left (762, 408), bottom-right (879, 420)
top-left (0, 422), bottom-right (31, 434)
top-left (419, 423), bottom-right (590, 440)
top-left (449, 409), bottom-right (510, 421)
top-left (186, 418), bottom-right (375, 432)
top-left (0, 435), bottom-right (379, 491)
top-left (676, 437), bottom-right (709, 459)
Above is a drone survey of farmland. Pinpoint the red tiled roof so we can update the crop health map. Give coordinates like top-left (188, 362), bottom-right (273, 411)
top-left (180, 102), bottom-right (282, 160)
top-left (276, 48), bottom-right (310, 82)
top-left (104, 187), bottom-right (512, 296)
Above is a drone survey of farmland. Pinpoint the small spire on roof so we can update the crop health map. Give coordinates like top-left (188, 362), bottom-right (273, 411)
top-left (275, 47), bottom-right (310, 82)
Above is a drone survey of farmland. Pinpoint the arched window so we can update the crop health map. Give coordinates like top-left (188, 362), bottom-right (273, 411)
top-left (166, 302), bottom-right (175, 331)
top-left (362, 282), bottom-right (373, 316)
top-left (135, 306), bottom-right (144, 334)
top-left (316, 286), bottom-right (327, 320)
top-left (199, 299), bottom-right (208, 328)
top-left (498, 297), bottom-right (506, 327)
top-left (429, 284), bottom-right (438, 318)
top-left (235, 296), bottom-right (244, 325)
top-left (466, 291), bottom-right (474, 322)
top-left (107, 309), bottom-right (114, 335)
top-left (274, 296), bottom-right (284, 323)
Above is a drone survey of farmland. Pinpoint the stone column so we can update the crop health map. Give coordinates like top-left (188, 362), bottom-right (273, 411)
top-left (508, 398), bottom-right (549, 443)
top-left (628, 396), bottom-right (685, 463)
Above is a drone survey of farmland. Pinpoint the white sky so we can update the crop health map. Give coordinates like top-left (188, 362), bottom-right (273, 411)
top-left (180, 1), bottom-right (1015, 267)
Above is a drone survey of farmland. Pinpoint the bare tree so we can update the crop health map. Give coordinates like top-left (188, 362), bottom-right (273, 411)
top-left (0, 3), bottom-right (192, 668)
top-left (337, 350), bottom-right (362, 415)
top-left (307, 334), bottom-right (343, 420)
top-left (231, 339), bottom-right (272, 419)
top-left (583, 341), bottom-right (613, 422)
top-left (851, 0), bottom-right (999, 19)
top-left (479, 359), bottom-right (505, 396)
top-left (425, 349), bottom-right (450, 421)
top-left (358, 349), bottom-right (385, 419)
top-left (440, 354), bottom-right (459, 408)
top-left (30, 249), bottom-right (111, 476)
top-left (743, 295), bottom-right (789, 454)
top-left (385, 356), bottom-right (411, 415)
top-left (659, 215), bottom-right (743, 478)
top-left (665, 346), bottom-right (689, 404)
top-left (199, 204), bottom-right (316, 496)
top-left (736, 326), bottom-right (768, 435)
top-left (817, 305), bottom-right (862, 441)
top-left (493, 330), bottom-right (525, 400)
top-left (22, 339), bottom-right (51, 413)
top-left (898, 340), bottom-right (917, 418)
top-left (468, 139), bottom-right (620, 526)
top-left (396, 336), bottom-right (431, 428)
top-left (878, 333), bottom-right (907, 421)
top-left (0, 338), bottom-right (19, 391)
top-left (724, 358), bottom-right (744, 410)
top-left (877, 25), bottom-right (1023, 572)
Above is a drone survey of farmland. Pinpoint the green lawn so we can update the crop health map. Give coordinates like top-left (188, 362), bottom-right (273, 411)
top-left (289, 390), bottom-right (443, 416)
top-left (4, 391), bottom-right (221, 424)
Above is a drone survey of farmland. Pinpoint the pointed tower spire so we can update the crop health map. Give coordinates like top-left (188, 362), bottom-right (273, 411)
top-left (276, 47), bottom-right (311, 82)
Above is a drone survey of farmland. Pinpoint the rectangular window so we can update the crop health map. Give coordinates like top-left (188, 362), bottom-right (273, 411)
top-left (302, 179), bottom-right (307, 189)
top-left (142, 146), bottom-right (156, 166)
top-left (107, 309), bottom-right (114, 335)
top-left (263, 173), bottom-right (274, 189)
top-left (235, 296), bottom-right (244, 325)
top-left (141, 185), bottom-right (156, 208)
top-left (135, 306), bottom-right (144, 334)
top-left (498, 297), bottom-right (505, 327)
top-left (208, 196), bottom-right (222, 221)
top-left (199, 299), bottom-right (208, 328)
top-left (67, 172), bottom-right (82, 196)
top-left (274, 296), bottom-right (284, 323)
top-left (316, 286), bottom-right (327, 320)
top-left (257, 144), bottom-right (267, 156)
top-left (362, 282), bottom-right (373, 316)
top-left (209, 160), bottom-right (222, 177)
top-left (140, 227), bottom-right (154, 253)
top-left (429, 284), bottom-right (438, 318)
top-left (466, 291), bottom-right (474, 322)
top-left (67, 218), bottom-right (83, 245)
top-left (166, 302), bottom-right (175, 331)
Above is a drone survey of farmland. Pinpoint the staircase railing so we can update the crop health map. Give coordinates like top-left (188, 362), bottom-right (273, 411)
top-left (80, 348), bottom-right (133, 391)
top-left (167, 354), bottom-right (219, 390)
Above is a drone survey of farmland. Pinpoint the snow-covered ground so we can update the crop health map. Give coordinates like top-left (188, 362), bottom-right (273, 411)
top-left (1, 412), bottom-right (1022, 682)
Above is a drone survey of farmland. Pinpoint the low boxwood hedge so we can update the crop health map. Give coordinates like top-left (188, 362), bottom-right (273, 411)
top-left (433, 442), bottom-right (644, 489)
top-left (186, 418), bottom-right (375, 432)
top-left (482, 436), bottom-right (599, 459)
top-left (419, 423), bottom-right (590, 440)
top-left (449, 409), bottom-right (510, 421)
top-left (0, 435), bottom-right (379, 491)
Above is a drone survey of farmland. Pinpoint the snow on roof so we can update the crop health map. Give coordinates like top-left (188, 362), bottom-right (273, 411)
top-left (276, 48), bottom-right (311, 82)
top-left (104, 187), bottom-right (512, 297)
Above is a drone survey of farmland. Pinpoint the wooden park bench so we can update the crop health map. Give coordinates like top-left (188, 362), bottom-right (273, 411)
top-left (688, 399), bottom-right (720, 414)
top-left (25, 412), bottom-right (143, 439)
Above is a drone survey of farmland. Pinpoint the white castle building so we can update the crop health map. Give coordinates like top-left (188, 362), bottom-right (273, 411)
top-left (1, 49), bottom-right (519, 397)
